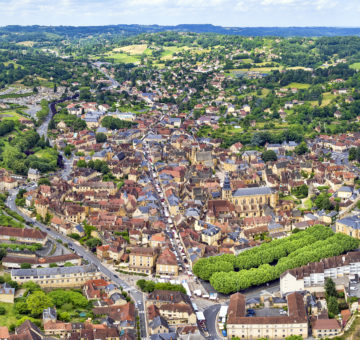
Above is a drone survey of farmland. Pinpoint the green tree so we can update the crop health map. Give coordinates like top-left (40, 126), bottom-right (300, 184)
top-left (295, 142), bottom-right (309, 155)
top-left (325, 278), bottom-right (337, 298)
top-left (26, 291), bottom-right (53, 317)
top-left (0, 306), bottom-right (5, 315)
top-left (20, 263), bottom-right (31, 269)
top-left (95, 133), bottom-right (107, 143)
top-left (64, 145), bottom-right (71, 157)
top-left (261, 150), bottom-right (277, 162)
top-left (327, 295), bottom-right (339, 316)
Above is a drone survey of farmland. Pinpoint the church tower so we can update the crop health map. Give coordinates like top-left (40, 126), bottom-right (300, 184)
top-left (222, 173), bottom-right (232, 200)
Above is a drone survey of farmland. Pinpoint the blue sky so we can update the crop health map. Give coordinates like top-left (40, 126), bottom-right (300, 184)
top-left (0, 0), bottom-right (359, 27)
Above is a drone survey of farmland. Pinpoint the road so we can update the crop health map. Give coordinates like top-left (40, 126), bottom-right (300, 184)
top-left (92, 62), bottom-right (120, 90)
top-left (6, 191), bottom-right (148, 338)
top-left (204, 304), bottom-right (222, 340)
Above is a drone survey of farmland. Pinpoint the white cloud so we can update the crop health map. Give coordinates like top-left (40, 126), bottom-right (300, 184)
top-left (0, 0), bottom-right (357, 26)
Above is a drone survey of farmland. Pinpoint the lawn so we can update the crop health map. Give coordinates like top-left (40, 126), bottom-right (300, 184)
top-left (15, 41), bottom-right (35, 47)
top-left (3, 61), bottom-right (23, 69)
top-left (0, 111), bottom-right (25, 121)
top-left (104, 52), bottom-right (140, 64)
top-left (160, 46), bottom-right (190, 60)
top-left (302, 198), bottom-right (313, 210)
top-left (114, 44), bottom-right (148, 55)
top-left (0, 302), bottom-right (18, 327)
top-left (288, 82), bottom-right (311, 89)
top-left (350, 62), bottom-right (360, 70)
top-left (34, 148), bottom-right (58, 162)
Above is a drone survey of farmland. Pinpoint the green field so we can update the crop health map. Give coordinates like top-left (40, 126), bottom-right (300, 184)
top-left (104, 52), bottom-right (140, 64)
top-left (34, 148), bottom-right (58, 161)
top-left (350, 62), bottom-right (360, 70)
top-left (0, 302), bottom-right (17, 327)
top-left (0, 111), bottom-right (25, 121)
top-left (288, 82), bottom-right (311, 89)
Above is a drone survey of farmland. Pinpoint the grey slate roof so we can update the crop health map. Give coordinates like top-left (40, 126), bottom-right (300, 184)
top-left (11, 264), bottom-right (97, 277)
top-left (232, 186), bottom-right (272, 197)
top-left (338, 215), bottom-right (360, 230)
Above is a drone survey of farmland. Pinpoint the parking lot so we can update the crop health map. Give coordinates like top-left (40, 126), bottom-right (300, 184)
top-left (248, 307), bottom-right (287, 317)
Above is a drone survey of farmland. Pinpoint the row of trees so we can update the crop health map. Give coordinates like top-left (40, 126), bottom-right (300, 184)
top-left (194, 225), bottom-right (334, 281)
top-left (136, 279), bottom-right (186, 294)
top-left (101, 116), bottom-right (137, 130)
top-left (193, 226), bottom-right (359, 294)
top-left (207, 233), bottom-right (358, 294)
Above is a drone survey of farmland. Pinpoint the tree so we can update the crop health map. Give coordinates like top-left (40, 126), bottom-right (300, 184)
top-left (315, 192), bottom-right (332, 210)
top-left (22, 281), bottom-right (41, 293)
top-left (0, 306), bottom-right (5, 315)
top-left (86, 238), bottom-right (102, 249)
top-left (64, 145), bottom-right (71, 157)
top-left (325, 278), bottom-right (337, 298)
top-left (261, 150), bottom-right (277, 162)
top-left (327, 295), bottom-right (339, 316)
top-left (26, 291), bottom-right (53, 317)
top-left (294, 142), bottom-right (309, 155)
top-left (20, 263), bottom-right (31, 269)
top-left (95, 133), bottom-right (107, 143)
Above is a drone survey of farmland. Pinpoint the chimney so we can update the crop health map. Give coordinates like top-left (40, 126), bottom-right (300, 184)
top-left (156, 295), bottom-right (159, 300)
top-left (170, 294), bottom-right (173, 301)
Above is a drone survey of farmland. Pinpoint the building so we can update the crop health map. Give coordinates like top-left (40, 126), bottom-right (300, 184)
top-left (312, 318), bottom-right (342, 338)
top-left (201, 225), bottom-right (221, 246)
top-left (0, 283), bottom-right (15, 303)
top-left (11, 264), bottom-right (100, 288)
top-left (280, 251), bottom-right (360, 295)
top-left (28, 168), bottom-right (40, 181)
top-left (158, 303), bottom-right (197, 326)
top-left (222, 178), bottom-right (278, 218)
top-left (149, 316), bottom-right (170, 335)
top-left (336, 215), bottom-right (360, 239)
top-left (147, 290), bottom-right (192, 309)
top-left (0, 226), bottom-right (47, 245)
top-left (226, 292), bottom-right (308, 339)
top-left (2, 253), bottom-right (81, 269)
top-left (129, 247), bottom-right (158, 274)
top-left (156, 248), bottom-right (178, 277)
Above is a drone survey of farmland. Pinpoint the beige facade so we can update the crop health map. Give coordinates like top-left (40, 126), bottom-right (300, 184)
top-left (156, 263), bottom-right (178, 277)
top-left (227, 292), bottom-right (308, 339)
top-left (336, 217), bottom-right (360, 239)
top-left (129, 247), bottom-right (158, 274)
top-left (159, 304), bottom-right (197, 325)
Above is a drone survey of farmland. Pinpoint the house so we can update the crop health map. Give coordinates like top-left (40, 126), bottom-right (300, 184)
top-left (92, 302), bottom-right (135, 328)
top-left (312, 318), bottom-right (341, 338)
top-left (201, 225), bottom-right (221, 246)
top-left (336, 215), bottom-right (360, 239)
top-left (0, 227), bottom-right (47, 245)
top-left (149, 316), bottom-right (170, 335)
top-left (28, 168), bottom-right (40, 181)
top-left (129, 247), bottom-right (158, 274)
top-left (0, 283), bottom-right (15, 303)
top-left (226, 292), bottom-right (308, 339)
top-left (156, 248), bottom-right (178, 277)
top-left (0, 327), bottom-right (9, 340)
top-left (280, 251), bottom-right (360, 295)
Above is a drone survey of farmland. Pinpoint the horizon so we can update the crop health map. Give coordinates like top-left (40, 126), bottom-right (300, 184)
top-left (1, 0), bottom-right (360, 27)
top-left (2, 24), bottom-right (360, 28)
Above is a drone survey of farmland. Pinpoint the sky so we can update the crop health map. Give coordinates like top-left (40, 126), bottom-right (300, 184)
top-left (0, 0), bottom-right (359, 27)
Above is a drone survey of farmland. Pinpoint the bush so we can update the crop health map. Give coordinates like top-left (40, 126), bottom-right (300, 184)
top-left (0, 306), bottom-right (6, 315)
